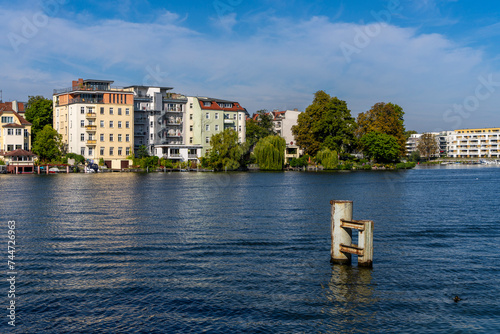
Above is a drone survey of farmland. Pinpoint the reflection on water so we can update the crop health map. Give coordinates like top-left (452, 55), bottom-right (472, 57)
top-left (322, 266), bottom-right (375, 333)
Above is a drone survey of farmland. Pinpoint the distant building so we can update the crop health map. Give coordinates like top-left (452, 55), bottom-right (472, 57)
top-left (53, 78), bottom-right (134, 169)
top-left (406, 132), bottom-right (445, 158)
top-left (270, 109), bottom-right (303, 163)
top-left (1, 149), bottom-right (35, 174)
top-left (187, 97), bottom-right (247, 156)
top-left (447, 128), bottom-right (500, 158)
top-left (0, 101), bottom-right (32, 152)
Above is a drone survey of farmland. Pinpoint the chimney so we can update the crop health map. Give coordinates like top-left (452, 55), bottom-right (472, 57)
top-left (12, 100), bottom-right (18, 112)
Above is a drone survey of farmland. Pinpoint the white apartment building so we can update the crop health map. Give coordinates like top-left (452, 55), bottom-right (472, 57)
top-left (271, 109), bottom-right (303, 162)
top-left (126, 86), bottom-right (202, 162)
top-left (447, 128), bottom-right (500, 158)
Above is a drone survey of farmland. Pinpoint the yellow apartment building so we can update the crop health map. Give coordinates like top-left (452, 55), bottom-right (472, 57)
top-left (0, 102), bottom-right (32, 152)
top-left (53, 79), bottom-right (134, 169)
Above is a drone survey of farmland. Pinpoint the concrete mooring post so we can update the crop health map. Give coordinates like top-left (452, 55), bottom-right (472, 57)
top-left (330, 200), bottom-right (374, 268)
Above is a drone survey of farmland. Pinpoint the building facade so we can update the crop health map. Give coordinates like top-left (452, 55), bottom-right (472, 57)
top-left (0, 102), bottom-right (31, 153)
top-left (271, 109), bottom-right (302, 162)
top-left (127, 86), bottom-right (202, 162)
top-left (53, 79), bottom-right (134, 169)
top-left (187, 97), bottom-right (247, 155)
top-left (447, 128), bottom-right (500, 158)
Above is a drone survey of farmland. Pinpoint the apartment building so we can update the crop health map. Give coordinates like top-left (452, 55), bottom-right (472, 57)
top-left (447, 128), bottom-right (500, 158)
top-left (0, 101), bottom-right (31, 152)
top-left (53, 79), bottom-right (134, 169)
top-left (271, 109), bottom-right (302, 162)
top-left (127, 86), bottom-right (201, 161)
top-left (187, 97), bottom-right (247, 155)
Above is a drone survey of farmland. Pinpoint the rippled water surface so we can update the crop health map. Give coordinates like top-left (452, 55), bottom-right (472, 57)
top-left (1, 166), bottom-right (499, 333)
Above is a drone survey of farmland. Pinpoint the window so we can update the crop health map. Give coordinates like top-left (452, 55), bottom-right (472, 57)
top-left (118, 108), bottom-right (122, 115)
top-left (118, 134), bottom-right (122, 142)
top-left (118, 121), bottom-right (122, 128)
top-left (189, 125), bottom-right (193, 131)
top-left (206, 113), bottom-right (210, 119)
top-left (81, 107), bottom-right (85, 114)
top-left (109, 147), bottom-right (114, 155)
top-left (24, 129), bottom-right (29, 137)
top-left (7, 129), bottom-right (13, 135)
top-left (233, 114), bottom-right (237, 119)
top-left (206, 124), bottom-right (210, 131)
top-left (100, 134), bottom-right (104, 142)
top-left (7, 145), bottom-right (13, 151)
top-left (239, 125), bottom-right (242, 132)
top-left (109, 134), bottom-right (114, 142)
top-left (88, 148), bottom-right (93, 156)
top-left (205, 137), bottom-right (209, 143)
top-left (126, 147), bottom-right (130, 156)
top-left (100, 107), bottom-right (104, 114)
top-left (100, 147), bottom-right (104, 155)
top-left (109, 121), bottom-right (114, 128)
top-left (239, 113), bottom-right (242, 120)
top-left (215, 113), bottom-right (219, 119)
top-left (126, 134), bottom-right (130, 142)
top-left (190, 137), bottom-right (193, 144)
top-left (150, 133), bottom-right (154, 140)
top-left (1, 116), bottom-right (14, 123)
top-left (150, 121), bottom-right (153, 128)
top-left (70, 120), bottom-right (72, 128)
top-left (24, 143), bottom-right (28, 150)
top-left (118, 147), bottom-right (122, 155)
top-left (125, 108), bottom-right (130, 115)
top-left (110, 108), bottom-right (114, 115)
top-left (15, 129), bottom-right (22, 135)
top-left (204, 101), bottom-right (211, 107)
top-left (190, 103), bottom-right (193, 108)
top-left (190, 114), bottom-right (193, 120)
top-left (215, 125), bottom-right (219, 131)
top-left (81, 147), bottom-right (85, 155)
top-left (126, 121), bottom-right (129, 128)
top-left (80, 133), bottom-right (85, 141)
top-left (100, 120), bottom-right (104, 128)
top-left (81, 120), bottom-right (85, 127)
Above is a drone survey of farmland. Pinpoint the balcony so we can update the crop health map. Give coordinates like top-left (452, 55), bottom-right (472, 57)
top-left (86, 113), bottom-right (97, 118)
top-left (134, 118), bottom-right (147, 124)
top-left (86, 140), bottom-right (97, 145)
top-left (188, 154), bottom-right (198, 159)
top-left (85, 125), bottom-right (97, 131)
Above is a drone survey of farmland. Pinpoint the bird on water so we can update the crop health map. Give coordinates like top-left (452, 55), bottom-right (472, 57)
top-left (453, 296), bottom-right (461, 302)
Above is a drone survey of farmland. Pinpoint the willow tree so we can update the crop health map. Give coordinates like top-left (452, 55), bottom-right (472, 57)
top-left (254, 135), bottom-right (286, 171)
top-left (316, 148), bottom-right (338, 170)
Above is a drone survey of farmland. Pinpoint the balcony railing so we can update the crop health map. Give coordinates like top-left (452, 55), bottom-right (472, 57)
top-left (85, 125), bottom-right (97, 131)
top-left (53, 85), bottom-right (128, 95)
top-left (86, 140), bottom-right (97, 145)
top-left (86, 113), bottom-right (97, 118)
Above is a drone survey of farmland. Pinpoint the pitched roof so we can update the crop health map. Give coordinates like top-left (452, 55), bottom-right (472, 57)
top-left (2, 123), bottom-right (24, 128)
top-left (0, 107), bottom-right (31, 126)
top-left (0, 101), bottom-right (25, 113)
top-left (4, 149), bottom-right (35, 157)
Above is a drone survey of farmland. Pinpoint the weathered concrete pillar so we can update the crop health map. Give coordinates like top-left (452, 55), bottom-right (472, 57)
top-left (66, 165), bottom-right (69, 174)
top-left (358, 220), bottom-right (374, 268)
top-left (330, 200), bottom-right (353, 265)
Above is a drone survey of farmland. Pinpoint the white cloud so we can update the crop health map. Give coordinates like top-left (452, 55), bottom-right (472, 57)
top-left (0, 6), bottom-right (497, 131)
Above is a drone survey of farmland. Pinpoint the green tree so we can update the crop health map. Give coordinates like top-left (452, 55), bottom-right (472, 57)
top-left (137, 145), bottom-right (149, 158)
top-left (64, 153), bottom-right (85, 165)
top-left (316, 148), bottom-right (338, 170)
top-left (360, 131), bottom-right (400, 163)
top-left (204, 129), bottom-right (244, 171)
top-left (404, 130), bottom-right (418, 140)
top-left (254, 135), bottom-right (286, 171)
top-left (289, 156), bottom-right (309, 168)
top-left (417, 133), bottom-right (439, 160)
top-left (24, 96), bottom-right (53, 143)
top-left (356, 102), bottom-right (407, 156)
top-left (32, 125), bottom-right (63, 162)
top-left (292, 91), bottom-right (356, 156)
top-left (246, 110), bottom-right (275, 147)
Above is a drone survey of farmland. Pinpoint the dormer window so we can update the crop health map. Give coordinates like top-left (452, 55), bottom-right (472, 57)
top-left (204, 102), bottom-right (211, 107)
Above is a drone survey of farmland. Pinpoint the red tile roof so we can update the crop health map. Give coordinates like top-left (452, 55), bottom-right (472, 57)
top-left (2, 123), bottom-right (24, 128)
top-left (4, 149), bottom-right (35, 157)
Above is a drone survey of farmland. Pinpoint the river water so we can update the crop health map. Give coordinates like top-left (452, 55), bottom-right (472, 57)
top-left (1, 166), bottom-right (499, 333)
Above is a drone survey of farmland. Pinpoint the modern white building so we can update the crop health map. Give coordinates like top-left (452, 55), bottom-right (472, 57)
top-left (447, 128), bottom-right (500, 158)
top-left (126, 86), bottom-right (202, 162)
top-left (271, 109), bottom-right (303, 162)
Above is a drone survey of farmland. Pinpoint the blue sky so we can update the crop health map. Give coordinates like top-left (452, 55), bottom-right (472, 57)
top-left (1, 0), bottom-right (500, 132)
